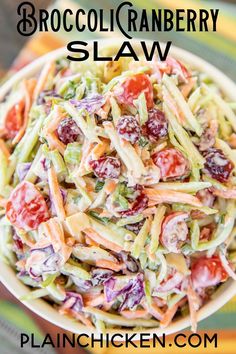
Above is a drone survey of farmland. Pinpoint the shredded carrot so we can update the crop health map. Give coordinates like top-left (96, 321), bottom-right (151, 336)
top-left (16, 259), bottom-right (26, 270)
top-left (74, 312), bottom-right (94, 327)
top-left (228, 133), bottom-right (236, 148)
top-left (12, 79), bottom-right (37, 145)
top-left (42, 218), bottom-right (71, 261)
top-left (149, 303), bottom-right (163, 320)
top-left (160, 303), bottom-right (179, 328)
top-left (43, 106), bottom-right (66, 135)
top-left (187, 283), bottom-right (200, 332)
top-left (83, 291), bottom-right (102, 302)
top-left (96, 94), bottom-right (111, 119)
top-left (0, 139), bottom-right (10, 159)
top-left (212, 187), bottom-right (236, 199)
top-left (48, 167), bottom-right (66, 220)
top-left (134, 144), bottom-right (142, 157)
top-left (86, 183), bottom-right (94, 193)
top-left (104, 180), bottom-right (117, 194)
top-left (144, 188), bottom-right (203, 207)
top-left (84, 235), bottom-right (98, 246)
top-left (98, 210), bottom-right (113, 218)
top-left (143, 301), bottom-right (163, 321)
top-left (91, 138), bottom-right (110, 160)
top-left (147, 248), bottom-right (157, 262)
top-left (66, 237), bottom-right (75, 247)
top-left (59, 308), bottom-right (93, 328)
top-left (163, 86), bottom-right (185, 124)
top-left (42, 107), bottom-right (66, 153)
top-left (95, 259), bottom-right (124, 272)
top-left (120, 309), bottom-right (150, 319)
top-left (78, 140), bottom-right (95, 176)
top-left (181, 78), bottom-right (196, 98)
top-left (153, 297), bottom-right (165, 307)
top-left (84, 227), bottom-right (123, 253)
top-left (84, 294), bottom-right (105, 307)
top-left (47, 132), bottom-right (66, 155)
top-left (102, 301), bottom-right (113, 311)
top-left (134, 144), bottom-right (150, 161)
top-left (33, 61), bottom-right (56, 101)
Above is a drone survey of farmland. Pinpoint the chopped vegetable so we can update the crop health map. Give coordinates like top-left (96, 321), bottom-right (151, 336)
top-left (1, 48), bottom-right (236, 332)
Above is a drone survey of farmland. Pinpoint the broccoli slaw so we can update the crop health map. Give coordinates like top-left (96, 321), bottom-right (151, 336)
top-left (0, 48), bottom-right (236, 333)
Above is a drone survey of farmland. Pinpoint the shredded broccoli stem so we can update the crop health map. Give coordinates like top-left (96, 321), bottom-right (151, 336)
top-left (132, 218), bottom-right (151, 259)
top-left (156, 253), bottom-right (168, 284)
top-left (190, 220), bottom-right (200, 250)
top-left (162, 74), bottom-right (202, 136)
top-left (7, 113), bottom-right (46, 185)
top-left (149, 205), bottom-right (166, 254)
top-left (153, 181), bottom-right (212, 193)
top-left (2, 49), bottom-right (236, 331)
top-left (164, 103), bottom-right (205, 180)
top-left (203, 83), bottom-right (236, 132)
top-left (61, 263), bottom-right (91, 280)
top-left (134, 92), bottom-right (148, 125)
top-left (110, 96), bottom-right (121, 126)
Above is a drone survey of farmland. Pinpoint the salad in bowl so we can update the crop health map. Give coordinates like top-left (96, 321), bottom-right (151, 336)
top-left (0, 41), bottom-right (236, 334)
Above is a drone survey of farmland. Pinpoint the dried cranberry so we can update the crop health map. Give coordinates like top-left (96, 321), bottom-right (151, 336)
top-left (125, 219), bottom-right (145, 234)
top-left (203, 148), bottom-right (233, 183)
top-left (89, 156), bottom-right (121, 179)
top-left (145, 109), bottom-right (168, 141)
top-left (57, 118), bottom-right (81, 145)
top-left (120, 194), bottom-right (148, 217)
top-left (117, 116), bottom-right (141, 144)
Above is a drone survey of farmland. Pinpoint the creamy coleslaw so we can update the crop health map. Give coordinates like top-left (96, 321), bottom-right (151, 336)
top-left (0, 48), bottom-right (236, 332)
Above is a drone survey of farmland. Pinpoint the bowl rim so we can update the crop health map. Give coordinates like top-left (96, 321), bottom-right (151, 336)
top-left (0, 38), bottom-right (236, 339)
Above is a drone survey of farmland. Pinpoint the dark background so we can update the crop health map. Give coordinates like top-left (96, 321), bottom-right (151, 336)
top-left (0, 0), bottom-right (51, 73)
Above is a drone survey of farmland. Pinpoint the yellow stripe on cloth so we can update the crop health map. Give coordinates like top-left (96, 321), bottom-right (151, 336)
top-left (27, 32), bottom-right (65, 56)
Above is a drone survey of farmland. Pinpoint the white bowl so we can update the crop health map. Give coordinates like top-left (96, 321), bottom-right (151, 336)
top-left (0, 39), bottom-right (236, 339)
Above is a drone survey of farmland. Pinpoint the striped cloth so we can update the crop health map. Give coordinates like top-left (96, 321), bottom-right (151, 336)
top-left (5, 0), bottom-right (236, 352)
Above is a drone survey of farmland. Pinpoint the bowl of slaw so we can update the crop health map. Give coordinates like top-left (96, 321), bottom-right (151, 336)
top-left (0, 39), bottom-right (236, 338)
